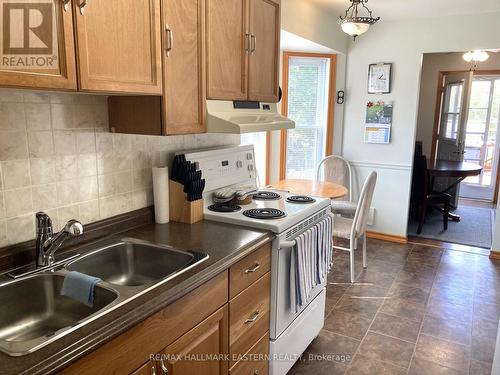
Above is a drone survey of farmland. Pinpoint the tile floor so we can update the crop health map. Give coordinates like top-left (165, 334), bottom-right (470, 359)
top-left (288, 239), bottom-right (500, 374)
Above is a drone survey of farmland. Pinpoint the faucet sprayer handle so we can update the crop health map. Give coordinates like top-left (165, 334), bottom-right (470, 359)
top-left (64, 220), bottom-right (84, 236)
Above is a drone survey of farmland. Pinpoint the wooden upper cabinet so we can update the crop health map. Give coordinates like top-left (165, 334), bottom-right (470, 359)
top-left (159, 305), bottom-right (229, 375)
top-left (248, 0), bottom-right (280, 102)
top-left (0, 0), bottom-right (77, 90)
top-left (162, 0), bottom-right (206, 135)
top-left (206, 0), bottom-right (248, 101)
top-left (73, 0), bottom-right (162, 94)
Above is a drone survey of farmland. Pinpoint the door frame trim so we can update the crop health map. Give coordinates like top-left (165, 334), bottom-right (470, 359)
top-left (430, 69), bottom-right (500, 203)
top-left (279, 52), bottom-right (337, 180)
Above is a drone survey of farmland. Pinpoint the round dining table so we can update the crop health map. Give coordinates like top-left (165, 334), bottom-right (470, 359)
top-left (269, 179), bottom-right (348, 199)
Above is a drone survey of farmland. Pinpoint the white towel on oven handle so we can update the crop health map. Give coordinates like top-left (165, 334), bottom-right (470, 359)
top-left (291, 214), bottom-right (333, 313)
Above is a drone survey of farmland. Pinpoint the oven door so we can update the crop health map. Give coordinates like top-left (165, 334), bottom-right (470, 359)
top-left (269, 236), bottom-right (327, 340)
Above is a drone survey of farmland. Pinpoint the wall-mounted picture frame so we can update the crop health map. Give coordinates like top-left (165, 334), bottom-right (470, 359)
top-left (368, 63), bottom-right (392, 94)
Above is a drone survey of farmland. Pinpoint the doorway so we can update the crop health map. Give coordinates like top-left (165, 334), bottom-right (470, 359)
top-left (409, 51), bottom-right (500, 250)
top-left (432, 71), bottom-right (500, 203)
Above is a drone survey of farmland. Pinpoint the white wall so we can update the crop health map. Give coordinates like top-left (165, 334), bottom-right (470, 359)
top-left (342, 12), bottom-right (500, 237)
top-left (416, 51), bottom-right (500, 157)
top-left (281, 0), bottom-right (348, 54)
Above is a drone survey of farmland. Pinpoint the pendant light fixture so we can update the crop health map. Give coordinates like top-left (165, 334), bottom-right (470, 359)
top-left (463, 50), bottom-right (489, 70)
top-left (339, 0), bottom-right (380, 40)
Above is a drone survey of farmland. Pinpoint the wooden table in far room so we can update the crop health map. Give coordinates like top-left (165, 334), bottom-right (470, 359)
top-left (269, 179), bottom-right (348, 199)
top-left (427, 160), bottom-right (482, 222)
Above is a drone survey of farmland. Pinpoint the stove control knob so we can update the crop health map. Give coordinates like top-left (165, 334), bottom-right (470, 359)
top-left (248, 164), bottom-right (254, 172)
top-left (246, 153), bottom-right (253, 160)
top-left (236, 160), bottom-right (243, 168)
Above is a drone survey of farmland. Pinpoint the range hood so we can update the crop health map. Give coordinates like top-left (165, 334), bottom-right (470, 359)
top-left (206, 100), bottom-right (295, 134)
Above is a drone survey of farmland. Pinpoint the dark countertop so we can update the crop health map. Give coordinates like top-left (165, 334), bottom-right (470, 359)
top-left (0, 220), bottom-right (273, 375)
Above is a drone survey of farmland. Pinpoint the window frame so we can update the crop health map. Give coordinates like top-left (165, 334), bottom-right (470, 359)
top-left (279, 52), bottom-right (337, 180)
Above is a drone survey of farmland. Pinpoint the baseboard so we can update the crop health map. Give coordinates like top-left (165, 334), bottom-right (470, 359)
top-left (490, 250), bottom-right (500, 260)
top-left (366, 230), bottom-right (408, 244)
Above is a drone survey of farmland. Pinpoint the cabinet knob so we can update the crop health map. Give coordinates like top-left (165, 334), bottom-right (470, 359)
top-left (244, 310), bottom-right (260, 324)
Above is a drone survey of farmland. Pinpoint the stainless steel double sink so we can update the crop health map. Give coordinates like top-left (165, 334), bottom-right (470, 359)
top-left (0, 239), bottom-right (208, 356)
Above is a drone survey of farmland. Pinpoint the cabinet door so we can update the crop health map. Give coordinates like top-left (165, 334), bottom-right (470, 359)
top-left (159, 305), bottom-right (229, 375)
top-left (248, 0), bottom-right (280, 102)
top-left (0, 0), bottom-right (77, 90)
top-left (73, 0), bottom-right (162, 94)
top-left (206, 0), bottom-right (248, 100)
top-left (163, 0), bottom-right (205, 135)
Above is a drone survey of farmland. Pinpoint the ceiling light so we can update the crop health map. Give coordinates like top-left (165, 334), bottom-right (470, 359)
top-left (463, 50), bottom-right (489, 63)
top-left (339, 0), bottom-right (380, 40)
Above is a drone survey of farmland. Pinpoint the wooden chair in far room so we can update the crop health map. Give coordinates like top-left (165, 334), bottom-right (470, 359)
top-left (332, 171), bottom-right (377, 283)
top-left (317, 155), bottom-right (356, 216)
top-left (411, 155), bottom-right (451, 234)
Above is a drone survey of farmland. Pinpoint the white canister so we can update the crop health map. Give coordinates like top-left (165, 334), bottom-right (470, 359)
top-left (152, 167), bottom-right (169, 224)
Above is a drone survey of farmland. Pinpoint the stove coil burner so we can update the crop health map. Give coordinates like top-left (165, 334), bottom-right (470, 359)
top-left (208, 203), bottom-right (241, 213)
top-left (253, 191), bottom-right (281, 200)
top-left (243, 208), bottom-right (287, 220)
top-left (286, 195), bottom-right (316, 204)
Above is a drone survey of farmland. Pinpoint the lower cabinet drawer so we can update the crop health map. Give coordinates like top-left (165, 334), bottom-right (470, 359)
top-left (229, 273), bottom-right (270, 362)
top-left (230, 332), bottom-right (269, 375)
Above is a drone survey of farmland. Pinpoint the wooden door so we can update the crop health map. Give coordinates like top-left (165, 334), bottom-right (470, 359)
top-left (206, 0), bottom-right (248, 100)
top-left (0, 0), bottom-right (77, 90)
top-left (248, 0), bottom-right (280, 102)
top-left (73, 0), bottom-right (162, 94)
top-left (163, 0), bottom-right (206, 134)
top-left (159, 305), bottom-right (229, 375)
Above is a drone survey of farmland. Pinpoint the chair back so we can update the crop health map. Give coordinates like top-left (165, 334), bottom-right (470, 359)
top-left (410, 155), bottom-right (429, 206)
top-left (316, 155), bottom-right (353, 201)
top-left (352, 171), bottom-right (377, 237)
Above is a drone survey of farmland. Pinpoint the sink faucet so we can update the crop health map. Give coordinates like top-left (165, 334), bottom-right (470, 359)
top-left (36, 212), bottom-right (84, 268)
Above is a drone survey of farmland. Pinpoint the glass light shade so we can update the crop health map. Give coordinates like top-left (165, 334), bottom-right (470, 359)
top-left (463, 50), bottom-right (489, 63)
top-left (341, 21), bottom-right (370, 36)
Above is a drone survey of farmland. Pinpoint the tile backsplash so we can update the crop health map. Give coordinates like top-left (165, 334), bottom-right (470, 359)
top-left (0, 89), bottom-right (240, 248)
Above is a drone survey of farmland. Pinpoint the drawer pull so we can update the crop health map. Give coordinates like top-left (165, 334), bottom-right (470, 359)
top-left (244, 310), bottom-right (260, 324)
top-left (245, 263), bottom-right (261, 273)
top-left (160, 359), bottom-right (169, 374)
top-left (151, 365), bottom-right (157, 375)
top-left (254, 370), bottom-right (260, 375)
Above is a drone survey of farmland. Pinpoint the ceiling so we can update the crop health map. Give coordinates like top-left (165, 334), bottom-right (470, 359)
top-left (310, 0), bottom-right (500, 21)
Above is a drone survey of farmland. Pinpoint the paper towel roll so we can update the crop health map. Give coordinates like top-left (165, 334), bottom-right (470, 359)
top-left (152, 167), bottom-right (169, 224)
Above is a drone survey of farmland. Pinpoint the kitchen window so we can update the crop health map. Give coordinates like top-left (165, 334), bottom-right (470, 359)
top-left (280, 52), bottom-right (336, 180)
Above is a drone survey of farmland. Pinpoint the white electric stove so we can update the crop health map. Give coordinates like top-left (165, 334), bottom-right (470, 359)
top-left (184, 145), bottom-right (332, 375)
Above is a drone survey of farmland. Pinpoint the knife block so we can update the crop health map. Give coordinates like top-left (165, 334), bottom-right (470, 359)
top-left (169, 180), bottom-right (204, 224)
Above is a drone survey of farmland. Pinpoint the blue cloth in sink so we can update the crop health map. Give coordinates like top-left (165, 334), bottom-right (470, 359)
top-left (61, 271), bottom-right (102, 307)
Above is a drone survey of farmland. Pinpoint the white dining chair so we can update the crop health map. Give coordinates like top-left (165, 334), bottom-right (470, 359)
top-left (316, 155), bottom-right (357, 216)
top-left (332, 171), bottom-right (377, 283)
